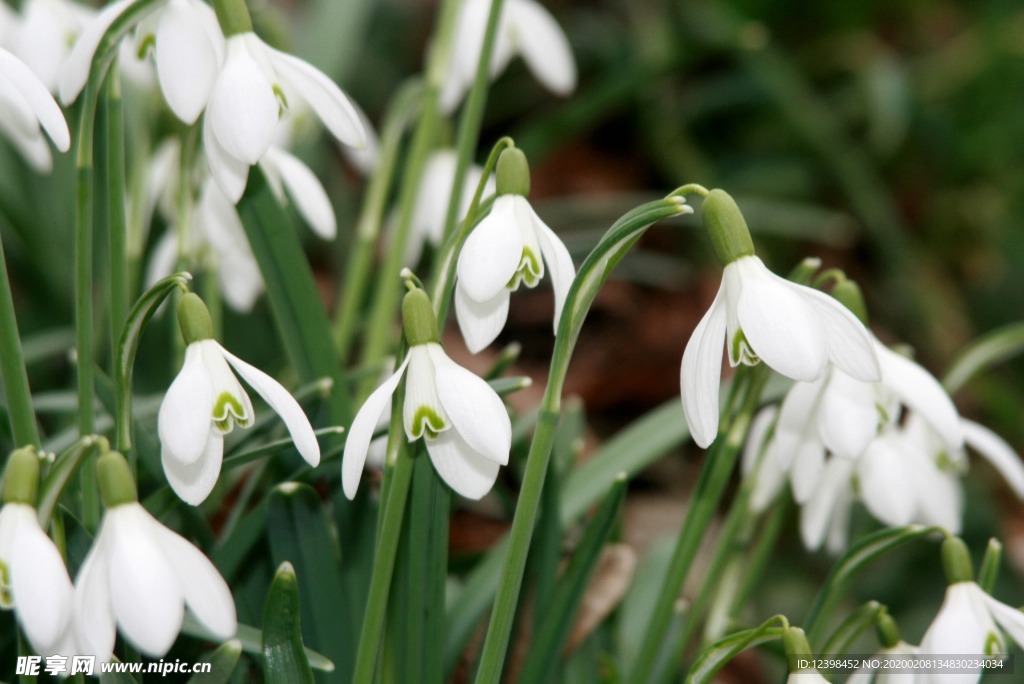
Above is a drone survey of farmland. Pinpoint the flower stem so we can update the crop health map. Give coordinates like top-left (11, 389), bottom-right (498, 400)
top-left (105, 64), bottom-right (129, 359)
top-left (630, 364), bottom-right (769, 684)
top-left (0, 236), bottom-right (39, 447)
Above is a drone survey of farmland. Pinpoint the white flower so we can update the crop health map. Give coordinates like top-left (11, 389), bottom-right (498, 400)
top-left (0, 46), bottom-right (70, 171)
top-left (919, 581), bottom-right (1024, 684)
top-left (158, 338), bottom-right (320, 505)
top-left (680, 255), bottom-right (881, 448)
top-left (847, 643), bottom-right (921, 684)
top-left (786, 671), bottom-right (830, 683)
top-left (74, 500), bottom-right (236, 663)
top-left (343, 342), bottom-right (512, 500)
top-left (455, 194), bottom-right (575, 353)
top-left (203, 31), bottom-right (364, 202)
top-left (0, 503), bottom-right (75, 655)
top-left (439, 0), bottom-right (576, 113)
top-left (11, 0), bottom-right (93, 93)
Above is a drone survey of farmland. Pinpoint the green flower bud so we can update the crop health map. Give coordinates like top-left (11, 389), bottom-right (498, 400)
top-left (496, 147), bottom-right (530, 197)
top-left (783, 626), bottom-right (813, 659)
top-left (1, 447), bottom-right (40, 506)
top-left (96, 451), bottom-right (138, 508)
top-left (701, 189), bottom-right (755, 266)
top-left (941, 536), bottom-right (974, 585)
top-left (177, 293), bottom-right (214, 345)
top-left (402, 289), bottom-right (440, 347)
top-left (213, 0), bottom-right (253, 36)
top-left (833, 278), bottom-right (869, 325)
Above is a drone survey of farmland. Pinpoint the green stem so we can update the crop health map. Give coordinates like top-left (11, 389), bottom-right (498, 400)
top-left (630, 365), bottom-right (769, 684)
top-left (105, 65), bottom-right (129, 359)
top-left (0, 236), bottom-right (39, 447)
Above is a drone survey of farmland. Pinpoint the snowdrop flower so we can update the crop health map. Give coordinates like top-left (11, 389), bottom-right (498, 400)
top-left (10, 0), bottom-right (93, 93)
top-left (681, 189), bottom-right (880, 448)
top-left (847, 613), bottom-right (921, 684)
top-left (0, 448), bottom-right (75, 656)
top-left (74, 450), bottom-right (236, 663)
top-left (158, 294), bottom-right (320, 504)
top-left (439, 0), bottom-right (576, 113)
top-left (918, 538), bottom-right (1024, 684)
top-left (343, 285), bottom-right (512, 500)
top-left (0, 46), bottom-right (70, 171)
top-left (455, 147), bottom-right (574, 353)
top-left (782, 627), bottom-right (829, 683)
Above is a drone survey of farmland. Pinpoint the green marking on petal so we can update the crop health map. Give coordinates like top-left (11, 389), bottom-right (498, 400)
top-left (730, 329), bottom-right (759, 366)
top-left (410, 406), bottom-right (447, 440)
top-left (0, 560), bottom-right (12, 608)
top-left (875, 402), bottom-right (891, 430)
top-left (212, 391), bottom-right (249, 432)
top-left (936, 451), bottom-right (953, 472)
top-left (985, 631), bottom-right (1004, 656)
top-left (136, 33), bottom-right (155, 60)
top-left (273, 84), bottom-right (289, 117)
top-left (507, 247), bottom-right (543, 290)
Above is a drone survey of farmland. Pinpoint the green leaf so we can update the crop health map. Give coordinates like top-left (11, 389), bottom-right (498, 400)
top-left (978, 538), bottom-right (1003, 594)
top-left (262, 561), bottom-right (316, 684)
top-left (187, 640), bottom-right (243, 684)
top-left (181, 612), bottom-right (333, 673)
top-left (683, 615), bottom-right (789, 684)
top-left (98, 656), bottom-right (137, 684)
top-left (943, 322), bottom-right (1024, 393)
top-left (266, 483), bottom-right (349, 683)
top-left (37, 436), bottom-right (106, 528)
top-left (820, 601), bottom-right (885, 657)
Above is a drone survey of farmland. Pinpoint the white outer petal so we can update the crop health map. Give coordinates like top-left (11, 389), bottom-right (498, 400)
top-left (162, 430), bottom-right (223, 505)
top-left (455, 282), bottom-right (510, 353)
top-left (262, 146), bottom-right (336, 239)
top-left (457, 195), bottom-right (525, 302)
top-left (209, 34), bottom-right (277, 165)
top-left (58, 0), bottom-right (135, 104)
top-left (219, 343), bottom-right (320, 467)
top-left (798, 285), bottom-right (881, 382)
top-left (856, 436), bottom-right (915, 526)
top-left (73, 526), bottom-right (116, 663)
top-left (790, 439), bottom-right (825, 504)
top-left (9, 505), bottom-right (73, 654)
top-left (151, 519), bottom-right (236, 639)
top-left (961, 419), bottom-right (1024, 501)
top-left (154, 0), bottom-right (221, 124)
top-left (0, 48), bottom-right (69, 151)
top-left (772, 377), bottom-right (826, 470)
top-left (342, 356), bottom-right (410, 499)
top-left (203, 108), bottom-right (249, 202)
top-left (680, 282), bottom-right (727, 448)
top-left (800, 457), bottom-right (854, 551)
top-left (158, 343), bottom-right (215, 466)
top-left (507, 0), bottom-right (576, 95)
top-left (816, 371), bottom-right (878, 459)
top-left (877, 342), bottom-right (962, 449)
top-left (531, 205), bottom-right (575, 333)
top-left (920, 583), bottom-right (993, 684)
top-left (981, 593), bottom-right (1024, 649)
top-left (425, 429), bottom-right (501, 500)
top-left (263, 41), bottom-right (366, 149)
top-left (428, 344), bottom-right (511, 465)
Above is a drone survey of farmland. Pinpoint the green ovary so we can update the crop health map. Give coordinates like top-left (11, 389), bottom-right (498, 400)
top-left (213, 392), bottom-right (248, 432)
top-left (411, 406), bottom-right (447, 439)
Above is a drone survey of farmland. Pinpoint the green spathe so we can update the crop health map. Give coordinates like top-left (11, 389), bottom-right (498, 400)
top-left (403, 289), bottom-right (440, 347)
top-left (876, 612), bottom-right (902, 649)
top-left (213, 0), bottom-right (253, 36)
top-left (178, 293), bottom-right (214, 345)
top-left (833, 279), bottom-right (869, 325)
top-left (782, 626), bottom-right (813, 659)
top-left (941, 536), bottom-right (974, 585)
top-left (1, 446), bottom-right (39, 506)
top-left (496, 147), bottom-right (530, 197)
top-left (702, 189), bottom-right (755, 266)
top-left (97, 450), bottom-right (138, 508)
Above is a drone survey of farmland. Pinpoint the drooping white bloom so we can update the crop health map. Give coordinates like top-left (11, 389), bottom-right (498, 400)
top-left (681, 255), bottom-right (881, 448)
top-left (343, 343), bottom-right (512, 500)
top-left (439, 0), bottom-right (576, 113)
top-left (158, 337), bottom-right (320, 505)
top-left (0, 46), bottom-right (70, 171)
top-left (74, 500), bottom-right (236, 663)
top-left (919, 581), bottom-right (1024, 684)
top-left (10, 0), bottom-right (93, 93)
top-left (455, 194), bottom-right (575, 353)
top-left (847, 643), bottom-right (921, 684)
top-left (0, 503), bottom-right (75, 655)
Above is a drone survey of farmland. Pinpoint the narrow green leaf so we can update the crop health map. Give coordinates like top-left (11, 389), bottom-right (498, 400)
top-left (517, 476), bottom-right (627, 684)
top-left (683, 615), bottom-right (789, 684)
top-left (181, 614), bottom-right (333, 673)
top-left (820, 601), bottom-right (885, 657)
top-left (943, 322), bottom-right (1024, 393)
top-left (262, 561), bottom-right (316, 684)
top-left (266, 483), bottom-right (349, 683)
top-left (187, 640), bottom-right (243, 684)
top-left (37, 436), bottom-right (106, 528)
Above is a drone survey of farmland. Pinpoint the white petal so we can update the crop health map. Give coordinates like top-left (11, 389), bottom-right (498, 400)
top-left (219, 343), bottom-right (320, 467)
top-left (531, 205), bottom-right (576, 332)
top-left (734, 258), bottom-right (827, 382)
top-left (746, 407), bottom-right (787, 513)
top-left (878, 343), bottom-right (962, 449)
top-left (816, 371), bottom-right (878, 459)
top-left (428, 344), bottom-right (511, 465)
top-left (981, 593), bottom-right (1024, 649)
top-left (0, 48), bottom-right (69, 151)
top-left (920, 583), bottom-right (992, 663)
top-left (425, 429), bottom-right (501, 500)
top-left (10, 506), bottom-right (73, 653)
top-left (0, 70), bottom-right (43, 142)
top-left (151, 521), bottom-right (236, 639)
top-left (742, 405), bottom-right (777, 476)
top-left (962, 419), bottom-right (1024, 501)
top-left (457, 195), bottom-right (525, 302)
top-left (58, 0), bottom-right (135, 104)
top-left (455, 282), bottom-right (510, 353)
top-left (342, 356), bottom-right (410, 499)
top-left (263, 42), bottom-right (365, 149)
top-left (790, 440), bottom-right (826, 504)
top-left (162, 430), bottom-right (223, 505)
top-left (107, 506), bottom-right (184, 657)
top-left (209, 35), bottom-right (277, 165)
top-left (155, 0), bottom-right (220, 124)
top-left (73, 530), bottom-right (116, 663)
top-left (905, 445), bottom-right (963, 532)
top-left (262, 146), bottom-right (336, 239)
top-left (159, 343), bottom-right (215, 466)
top-left (507, 0), bottom-right (576, 95)
top-left (800, 457), bottom-right (854, 551)
top-left (856, 437), bottom-right (915, 527)
top-left (772, 377), bottom-right (826, 470)
top-left (798, 285), bottom-right (881, 382)
top-left (680, 283), bottom-right (727, 448)
top-left (203, 108), bottom-right (249, 202)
